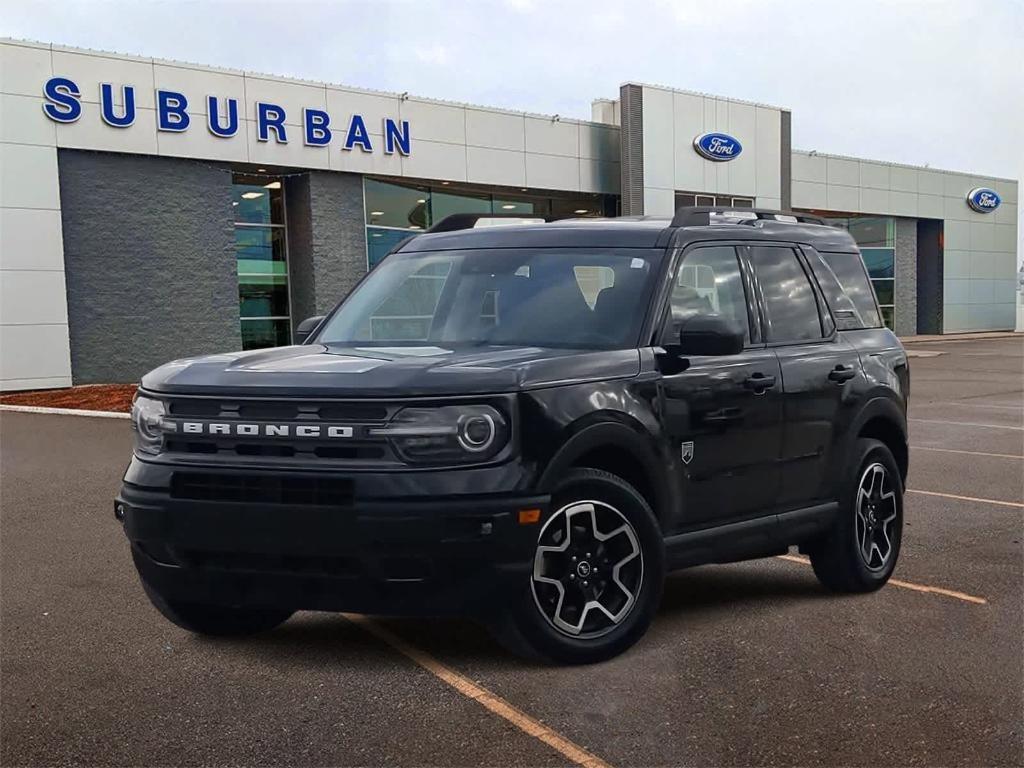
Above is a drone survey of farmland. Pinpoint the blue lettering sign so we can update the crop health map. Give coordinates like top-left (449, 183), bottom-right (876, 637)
top-left (384, 118), bottom-right (411, 155)
top-left (42, 77), bottom-right (82, 123)
top-left (207, 96), bottom-right (238, 138)
top-left (303, 108), bottom-right (332, 146)
top-left (257, 102), bottom-right (287, 143)
top-left (156, 90), bottom-right (190, 132)
top-left (693, 132), bottom-right (743, 162)
top-left (344, 114), bottom-right (373, 152)
top-left (966, 187), bottom-right (1001, 213)
top-left (41, 76), bottom-right (412, 157)
top-left (99, 84), bottom-right (135, 127)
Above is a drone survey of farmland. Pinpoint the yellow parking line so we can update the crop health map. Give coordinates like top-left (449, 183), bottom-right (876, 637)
top-left (907, 488), bottom-right (1024, 509)
top-left (911, 445), bottom-right (1022, 460)
top-left (776, 555), bottom-right (987, 604)
top-left (344, 614), bottom-right (612, 768)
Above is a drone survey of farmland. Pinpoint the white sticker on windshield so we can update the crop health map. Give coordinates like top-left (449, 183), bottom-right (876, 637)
top-left (630, 258), bottom-right (645, 269)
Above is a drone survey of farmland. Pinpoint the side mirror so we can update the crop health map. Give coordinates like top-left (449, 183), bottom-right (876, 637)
top-left (294, 315), bottom-right (325, 345)
top-left (676, 315), bottom-right (744, 356)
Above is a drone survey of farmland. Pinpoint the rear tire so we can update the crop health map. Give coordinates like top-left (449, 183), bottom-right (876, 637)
top-left (139, 575), bottom-right (293, 637)
top-left (808, 438), bottom-right (904, 593)
top-left (492, 468), bottom-right (664, 664)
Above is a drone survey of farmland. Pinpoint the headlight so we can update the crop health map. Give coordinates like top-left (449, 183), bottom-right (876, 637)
top-left (130, 394), bottom-right (169, 455)
top-left (370, 405), bottom-right (509, 464)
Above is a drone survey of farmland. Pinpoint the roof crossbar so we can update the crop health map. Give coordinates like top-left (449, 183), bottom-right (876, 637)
top-left (670, 206), bottom-right (827, 228)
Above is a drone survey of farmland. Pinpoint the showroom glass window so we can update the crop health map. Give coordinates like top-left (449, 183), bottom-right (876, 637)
top-left (232, 174), bottom-right (291, 349)
top-left (364, 178), bottom-right (618, 269)
top-left (826, 216), bottom-right (895, 329)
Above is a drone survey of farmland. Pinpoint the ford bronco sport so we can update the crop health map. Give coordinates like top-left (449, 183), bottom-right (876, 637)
top-left (117, 206), bottom-right (909, 664)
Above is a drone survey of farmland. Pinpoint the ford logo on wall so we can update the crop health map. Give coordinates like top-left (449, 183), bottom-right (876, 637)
top-left (693, 132), bottom-right (743, 162)
top-left (966, 187), bottom-right (1001, 213)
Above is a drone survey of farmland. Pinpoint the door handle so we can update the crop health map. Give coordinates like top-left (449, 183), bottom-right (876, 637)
top-left (828, 365), bottom-right (857, 383)
top-left (743, 372), bottom-right (776, 394)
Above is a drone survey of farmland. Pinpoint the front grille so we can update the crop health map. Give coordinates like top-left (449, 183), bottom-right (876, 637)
top-left (170, 472), bottom-right (354, 506)
top-left (161, 396), bottom-right (396, 464)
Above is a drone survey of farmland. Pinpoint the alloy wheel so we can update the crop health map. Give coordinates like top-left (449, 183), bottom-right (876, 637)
top-left (531, 500), bottom-right (643, 639)
top-left (855, 462), bottom-right (898, 572)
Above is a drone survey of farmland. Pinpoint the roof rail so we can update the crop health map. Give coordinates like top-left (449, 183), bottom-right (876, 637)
top-left (670, 206), bottom-right (827, 228)
top-left (427, 212), bottom-right (551, 233)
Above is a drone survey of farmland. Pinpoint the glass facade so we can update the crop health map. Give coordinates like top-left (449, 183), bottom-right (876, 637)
top-left (825, 216), bottom-right (896, 329)
top-left (232, 174), bottom-right (291, 349)
top-left (364, 178), bottom-right (617, 269)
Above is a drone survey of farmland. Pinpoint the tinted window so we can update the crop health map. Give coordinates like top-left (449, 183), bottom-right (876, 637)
top-left (750, 246), bottom-right (823, 342)
top-left (819, 251), bottom-right (882, 328)
top-left (807, 252), bottom-right (866, 331)
top-left (669, 246), bottom-right (749, 340)
top-left (317, 248), bottom-right (661, 349)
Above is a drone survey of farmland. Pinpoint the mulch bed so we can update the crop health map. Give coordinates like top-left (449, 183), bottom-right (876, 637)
top-left (0, 383), bottom-right (137, 413)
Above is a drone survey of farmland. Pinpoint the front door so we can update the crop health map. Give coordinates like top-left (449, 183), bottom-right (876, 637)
top-left (747, 244), bottom-right (863, 508)
top-left (658, 244), bottom-right (783, 528)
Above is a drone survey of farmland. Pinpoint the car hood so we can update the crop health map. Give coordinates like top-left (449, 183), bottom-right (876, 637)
top-left (140, 344), bottom-right (641, 398)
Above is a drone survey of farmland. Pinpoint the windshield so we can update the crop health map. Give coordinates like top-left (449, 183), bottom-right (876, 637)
top-left (315, 248), bottom-right (663, 349)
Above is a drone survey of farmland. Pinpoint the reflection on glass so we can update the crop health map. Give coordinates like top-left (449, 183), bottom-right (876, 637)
top-left (872, 279), bottom-right (895, 306)
top-left (233, 176), bottom-right (284, 224)
top-left (432, 191), bottom-right (491, 222)
top-left (239, 275), bottom-right (289, 318)
top-left (364, 179), bottom-right (430, 228)
top-left (235, 228), bottom-right (287, 274)
top-left (367, 227), bottom-right (415, 269)
top-left (861, 248), bottom-right (895, 279)
top-left (241, 318), bottom-right (292, 349)
top-left (750, 246), bottom-right (822, 342)
top-left (879, 306), bottom-right (894, 329)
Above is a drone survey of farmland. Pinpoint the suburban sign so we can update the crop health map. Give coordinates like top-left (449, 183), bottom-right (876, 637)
top-left (41, 76), bottom-right (412, 155)
top-left (693, 132), bottom-right (743, 162)
top-left (966, 187), bottom-right (1001, 213)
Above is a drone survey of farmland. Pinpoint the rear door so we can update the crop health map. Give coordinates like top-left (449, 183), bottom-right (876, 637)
top-left (746, 244), bottom-right (864, 508)
top-left (657, 243), bottom-right (783, 527)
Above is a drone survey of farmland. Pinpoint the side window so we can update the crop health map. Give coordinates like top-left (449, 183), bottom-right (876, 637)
top-left (669, 245), bottom-right (750, 341)
top-left (750, 246), bottom-right (824, 343)
top-left (818, 251), bottom-right (882, 328)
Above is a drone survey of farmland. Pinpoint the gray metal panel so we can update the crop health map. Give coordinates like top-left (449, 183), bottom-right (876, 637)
top-left (780, 110), bottom-right (792, 210)
top-left (57, 150), bottom-right (240, 384)
top-left (619, 84), bottom-right (644, 216)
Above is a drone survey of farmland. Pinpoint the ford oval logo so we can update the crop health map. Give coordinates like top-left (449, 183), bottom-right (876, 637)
top-left (693, 132), bottom-right (743, 162)
top-left (966, 187), bottom-right (1001, 213)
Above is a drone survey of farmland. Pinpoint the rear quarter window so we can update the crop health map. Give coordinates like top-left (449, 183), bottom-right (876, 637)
top-left (814, 251), bottom-right (882, 329)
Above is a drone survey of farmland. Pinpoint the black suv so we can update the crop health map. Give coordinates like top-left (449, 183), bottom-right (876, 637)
top-left (117, 207), bottom-right (909, 663)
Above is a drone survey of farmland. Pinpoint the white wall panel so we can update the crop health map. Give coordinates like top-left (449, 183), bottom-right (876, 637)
top-left (242, 75), bottom-right (326, 126)
top-left (643, 187), bottom-right (674, 216)
top-left (992, 251), bottom-right (1017, 279)
top-left (55, 103), bottom-right (159, 155)
top-left (888, 190), bottom-right (917, 217)
top-left (466, 146), bottom-right (524, 186)
top-left (889, 165), bottom-right (917, 193)
top-left (525, 116), bottom-right (577, 157)
top-left (917, 169), bottom-right (945, 196)
top-left (0, 323), bottom-right (72, 383)
top-left (0, 41), bottom-right (52, 97)
top-left (403, 139), bottom-right (467, 182)
top-left (154, 64), bottom-right (245, 116)
top-left (860, 188), bottom-right (890, 214)
top-left (969, 221), bottom-right (995, 251)
top-left (944, 251), bottom-right (971, 279)
top-left (465, 109), bottom-right (524, 152)
top-left (579, 160), bottom-right (618, 194)
top-left (0, 270), bottom-right (68, 325)
top-left (640, 87), bottom-right (674, 191)
top-left (160, 118), bottom-right (250, 162)
top-left (326, 88), bottom-right (403, 133)
top-left (0, 143), bottom-right (60, 209)
top-left (245, 118), bottom-right (329, 169)
top-left (399, 99), bottom-right (466, 145)
top-left (0, 208), bottom-right (64, 271)
top-left (917, 193), bottom-right (944, 219)
top-left (330, 141), bottom-right (403, 175)
top-left (753, 107), bottom-right (781, 199)
top-left (578, 124), bottom-right (617, 160)
top-left (826, 184), bottom-right (858, 211)
top-left (0, 93), bottom-right (56, 146)
top-left (791, 180), bottom-right (826, 209)
top-left (944, 220), bottom-right (970, 250)
top-left (792, 152), bottom-right (826, 183)
top-left (525, 152), bottom-right (578, 191)
top-left (671, 91), bottom-right (704, 192)
top-left (826, 157), bottom-right (859, 187)
top-left (859, 161), bottom-right (889, 190)
top-left (51, 49), bottom-right (156, 108)
top-left (968, 252), bottom-right (996, 280)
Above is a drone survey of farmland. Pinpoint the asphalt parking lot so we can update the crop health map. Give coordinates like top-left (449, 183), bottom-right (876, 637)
top-left (1, 335), bottom-right (1022, 767)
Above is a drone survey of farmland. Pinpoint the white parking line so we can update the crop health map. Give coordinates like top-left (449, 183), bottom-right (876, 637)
top-left (915, 401), bottom-right (1023, 412)
top-left (0, 404), bottom-right (129, 419)
top-left (907, 488), bottom-right (1024, 509)
top-left (910, 418), bottom-right (1023, 431)
top-left (911, 446), bottom-right (1023, 460)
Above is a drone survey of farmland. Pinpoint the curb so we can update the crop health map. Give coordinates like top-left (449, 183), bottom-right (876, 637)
top-left (0, 404), bottom-right (130, 420)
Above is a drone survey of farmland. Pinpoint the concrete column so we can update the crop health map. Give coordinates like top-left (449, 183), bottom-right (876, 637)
top-left (894, 217), bottom-right (918, 336)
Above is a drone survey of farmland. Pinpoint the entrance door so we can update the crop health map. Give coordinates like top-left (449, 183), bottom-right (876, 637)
top-left (658, 244), bottom-right (783, 528)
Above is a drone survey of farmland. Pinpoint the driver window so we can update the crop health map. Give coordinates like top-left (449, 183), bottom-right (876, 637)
top-left (669, 246), bottom-right (750, 341)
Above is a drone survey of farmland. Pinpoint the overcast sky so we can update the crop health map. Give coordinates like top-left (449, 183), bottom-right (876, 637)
top-left (3, 0), bottom-right (1021, 261)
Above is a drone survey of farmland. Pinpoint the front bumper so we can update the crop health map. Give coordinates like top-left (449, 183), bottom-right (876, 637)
top-left (117, 468), bottom-right (549, 617)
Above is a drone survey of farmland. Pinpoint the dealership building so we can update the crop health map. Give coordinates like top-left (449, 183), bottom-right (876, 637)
top-left (0, 38), bottom-right (1019, 391)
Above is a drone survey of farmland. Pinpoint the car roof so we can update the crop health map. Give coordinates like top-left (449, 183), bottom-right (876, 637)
top-left (395, 211), bottom-right (860, 254)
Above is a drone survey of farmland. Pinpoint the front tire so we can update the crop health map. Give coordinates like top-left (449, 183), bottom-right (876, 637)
top-left (492, 468), bottom-right (665, 664)
top-left (808, 438), bottom-right (904, 593)
top-left (139, 572), bottom-right (293, 637)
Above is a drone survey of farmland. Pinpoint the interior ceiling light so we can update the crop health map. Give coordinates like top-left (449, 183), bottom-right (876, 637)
top-left (241, 192), bottom-right (264, 199)
top-left (263, 181), bottom-right (281, 189)
top-left (416, 198), bottom-right (426, 204)
top-left (257, 168), bottom-right (267, 172)
top-left (501, 204), bottom-right (517, 210)
top-left (574, 209), bottom-right (588, 214)
top-left (370, 211), bottom-right (384, 216)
